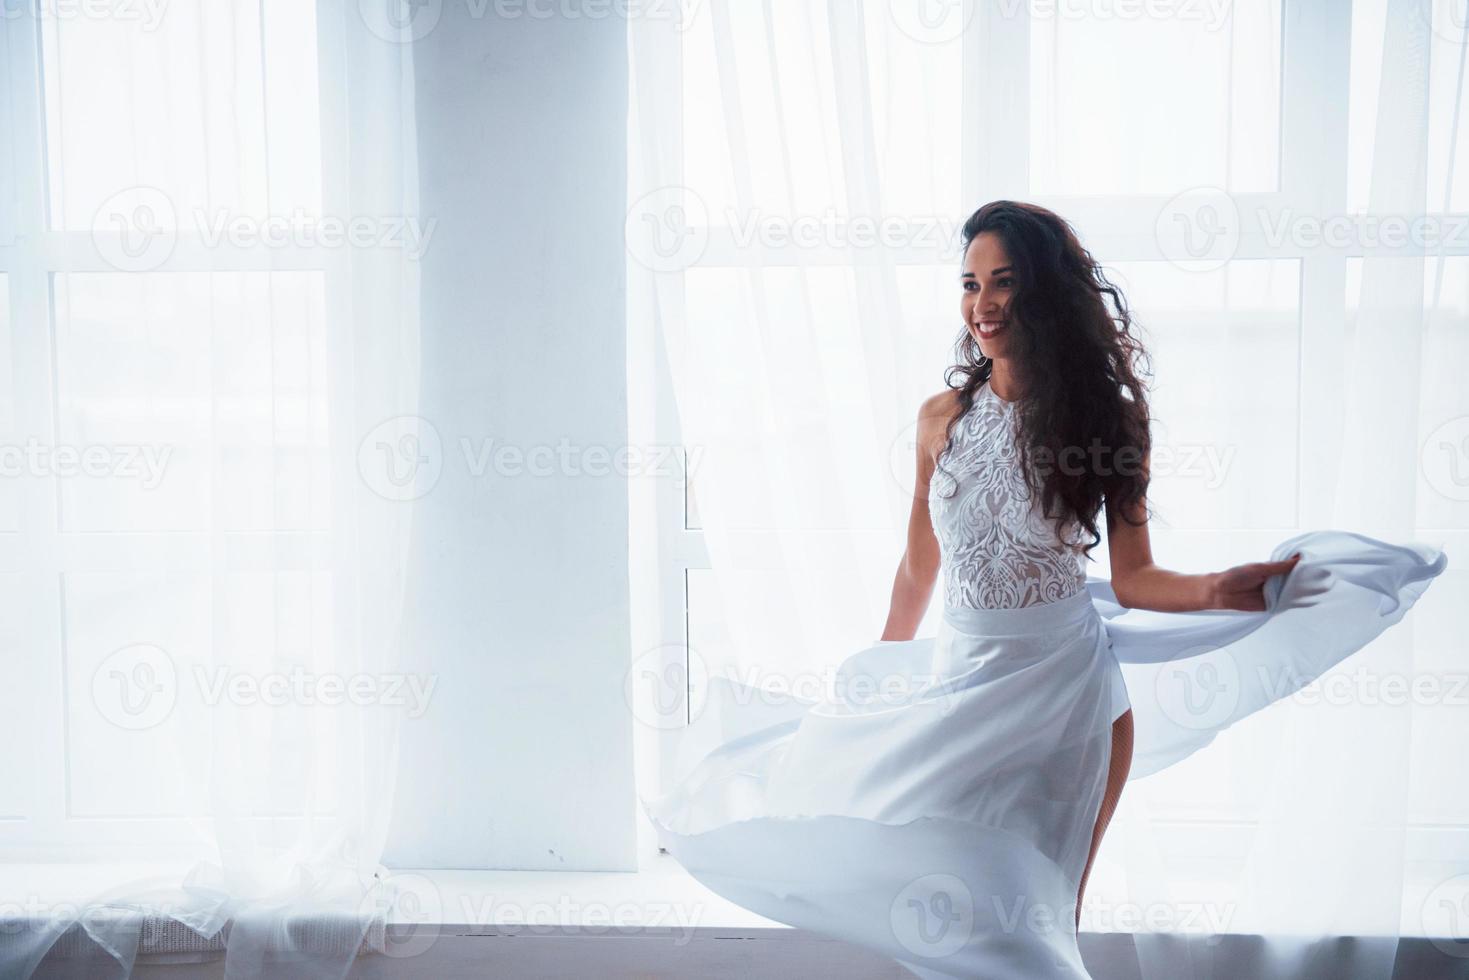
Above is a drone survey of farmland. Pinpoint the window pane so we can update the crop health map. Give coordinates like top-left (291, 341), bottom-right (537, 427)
top-left (682, 1), bottom-right (963, 231)
top-left (41, 0), bottom-right (320, 231)
top-left (52, 272), bottom-right (329, 533)
top-left (64, 570), bottom-right (208, 818)
top-left (680, 265), bottom-right (897, 532)
top-left (1347, 256), bottom-right (1469, 534)
top-left (687, 565), bottom-right (847, 682)
top-left (64, 568), bottom-right (337, 819)
top-left (1105, 259), bottom-right (1301, 530)
top-left (1030, 2), bottom-right (1282, 195)
top-left (1353, 0), bottom-right (1469, 213)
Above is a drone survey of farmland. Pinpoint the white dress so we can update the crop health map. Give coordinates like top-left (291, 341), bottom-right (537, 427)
top-left (640, 380), bottom-right (1448, 980)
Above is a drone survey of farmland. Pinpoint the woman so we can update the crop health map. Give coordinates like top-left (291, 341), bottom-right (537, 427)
top-left (642, 201), bottom-right (1446, 980)
top-left (893, 200), bottom-right (1301, 928)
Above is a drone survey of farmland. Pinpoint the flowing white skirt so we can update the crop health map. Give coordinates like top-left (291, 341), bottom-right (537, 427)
top-left (640, 529), bottom-right (1448, 980)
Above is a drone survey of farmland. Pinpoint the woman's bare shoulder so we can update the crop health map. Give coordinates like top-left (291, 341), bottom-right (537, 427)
top-left (917, 388), bottom-right (965, 459)
top-left (928, 386), bottom-right (965, 408)
top-left (919, 388), bottom-right (965, 424)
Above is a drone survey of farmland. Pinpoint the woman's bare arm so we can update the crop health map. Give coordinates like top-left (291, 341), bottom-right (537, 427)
top-left (1105, 450), bottom-right (1300, 612)
top-left (880, 394), bottom-right (947, 640)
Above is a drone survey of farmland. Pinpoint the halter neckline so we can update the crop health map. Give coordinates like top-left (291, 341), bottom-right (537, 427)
top-left (983, 379), bottom-right (1017, 409)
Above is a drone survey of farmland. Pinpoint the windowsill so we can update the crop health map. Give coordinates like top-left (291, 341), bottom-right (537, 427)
top-left (377, 853), bottom-right (790, 931)
top-left (0, 853), bottom-right (787, 939)
top-left (1, 856), bottom-right (787, 927)
top-left (7, 856), bottom-right (1468, 958)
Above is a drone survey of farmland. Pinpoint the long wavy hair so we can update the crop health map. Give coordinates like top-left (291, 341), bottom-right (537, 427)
top-left (936, 200), bottom-right (1154, 561)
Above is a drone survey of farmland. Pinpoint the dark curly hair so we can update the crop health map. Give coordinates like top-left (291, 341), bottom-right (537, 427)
top-left (936, 200), bottom-right (1155, 561)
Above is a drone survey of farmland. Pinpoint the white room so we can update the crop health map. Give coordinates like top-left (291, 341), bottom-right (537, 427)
top-left (0, 1), bottom-right (1465, 978)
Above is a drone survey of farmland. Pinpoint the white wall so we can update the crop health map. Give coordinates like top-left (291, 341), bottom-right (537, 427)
top-left (383, 4), bottom-right (633, 870)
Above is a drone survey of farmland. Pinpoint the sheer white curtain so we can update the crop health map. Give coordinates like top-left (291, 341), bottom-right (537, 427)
top-left (1, 2), bottom-right (421, 978)
top-left (628, 0), bottom-right (1466, 976)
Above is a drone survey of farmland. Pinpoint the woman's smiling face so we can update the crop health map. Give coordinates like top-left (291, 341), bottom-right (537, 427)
top-left (960, 231), bottom-right (1016, 360)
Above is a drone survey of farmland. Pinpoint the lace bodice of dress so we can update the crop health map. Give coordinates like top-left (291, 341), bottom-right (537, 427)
top-left (928, 381), bottom-right (1088, 609)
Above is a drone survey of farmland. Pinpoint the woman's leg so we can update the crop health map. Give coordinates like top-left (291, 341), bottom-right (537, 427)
top-left (1076, 708), bottom-right (1133, 928)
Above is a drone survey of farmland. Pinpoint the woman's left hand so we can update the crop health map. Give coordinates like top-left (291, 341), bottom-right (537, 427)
top-left (1208, 553), bottom-right (1303, 612)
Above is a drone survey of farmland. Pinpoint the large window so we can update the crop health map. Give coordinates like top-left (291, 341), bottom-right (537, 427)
top-left (1, 3), bottom-right (343, 858)
top-left (629, 0), bottom-right (1469, 902)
